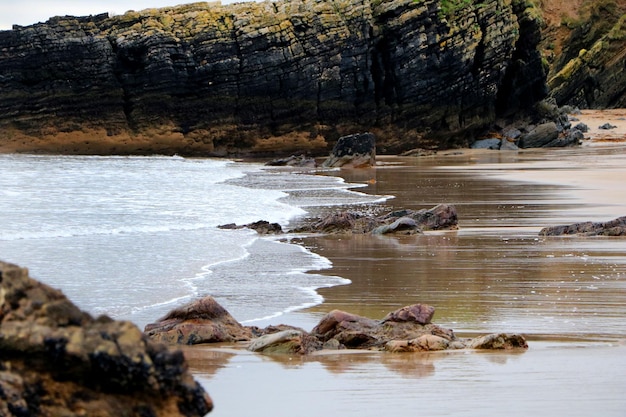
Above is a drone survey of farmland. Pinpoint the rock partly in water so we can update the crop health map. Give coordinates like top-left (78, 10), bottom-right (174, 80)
top-left (468, 333), bottom-right (528, 349)
top-left (371, 217), bottom-right (422, 235)
top-left (381, 304), bottom-right (436, 325)
top-left (599, 123), bottom-right (617, 130)
top-left (385, 334), bottom-right (450, 352)
top-left (322, 132), bottom-right (376, 168)
top-left (380, 204), bottom-right (459, 232)
top-left (295, 204), bottom-right (458, 235)
top-left (310, 304), bottom-right (527, 352)
top-left (218, 220), bottom-right (283, 235)
top-left (247, 329), bottom-right (323, 355)
top-left (147, 296), bottom-right (528, 355)
top-left (265, 155), bottom-right (317, 168)
top-left (144, 296), bottom-right (253, 345)
top-left (0, 261), bottom-right (213, 417)
top-left (539, 216), bottom-right (626, 236)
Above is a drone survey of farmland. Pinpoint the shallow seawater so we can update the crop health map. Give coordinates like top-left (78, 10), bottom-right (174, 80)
top-left (189, 341), bottom-right (626, 417)
top-left (190, 146), bottom-right (626, 417)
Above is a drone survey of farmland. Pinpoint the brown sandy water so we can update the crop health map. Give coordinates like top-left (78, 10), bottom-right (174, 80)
top-left (187, 143), bottom-right (626, 417)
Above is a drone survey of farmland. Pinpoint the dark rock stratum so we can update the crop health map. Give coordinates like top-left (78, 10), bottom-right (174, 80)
top-left (0, 0), bottom-right (548, 156)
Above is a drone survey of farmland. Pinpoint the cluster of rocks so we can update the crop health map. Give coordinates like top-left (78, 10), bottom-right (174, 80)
top-left (266, 132), bottom-right (376, 169)
top-left (144, 296), bottom-right (527, 355)
top-left (220, 203), bottom-right (458, 236)
top-left (471, 100), bottom-right (587, 150)
top-left (0, 261), bottom-right (212, 417)
top-left (540, 216), bottom-right (626, 237)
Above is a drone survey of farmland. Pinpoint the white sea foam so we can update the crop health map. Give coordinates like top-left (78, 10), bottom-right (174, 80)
top-left (0, 154), bottom-right (386, 328)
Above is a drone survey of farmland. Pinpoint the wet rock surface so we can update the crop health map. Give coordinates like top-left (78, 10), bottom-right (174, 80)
top-left (539, 216), bottom-right (626, 236)
top-left (295, 204), bottom-right (459, 235)
top-left (322, 132), bottom-right (376, 168)
top-left (146, 297), bottom-right (527, 355)
top-left (145, 296), bottom-right (253, 344)
top-left (0, 261), bottom-right (213, 417)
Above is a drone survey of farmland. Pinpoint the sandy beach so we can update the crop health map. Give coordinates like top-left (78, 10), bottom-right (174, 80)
top-left (577, 108), bottom-right (626, 144)
top-left (183, 109), bottom-right (626, 417)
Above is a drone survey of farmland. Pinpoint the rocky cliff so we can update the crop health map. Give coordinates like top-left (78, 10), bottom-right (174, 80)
top-left (0, 0), bottom-right (547, 156)
top-left (541, 0), bottom-right (626, 108)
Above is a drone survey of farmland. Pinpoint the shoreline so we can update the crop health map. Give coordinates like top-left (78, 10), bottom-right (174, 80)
top-left (1, 109), bottom-right (623, 156)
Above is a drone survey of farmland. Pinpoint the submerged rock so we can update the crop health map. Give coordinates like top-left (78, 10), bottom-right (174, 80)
top-left (539, 216), bottom-right (626, 236)
top-left (0, 261), bottom-right (212, 417)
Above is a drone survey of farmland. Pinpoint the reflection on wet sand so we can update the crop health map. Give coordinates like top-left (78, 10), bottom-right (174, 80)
top-left (184, 342), bottom-right (531, 380)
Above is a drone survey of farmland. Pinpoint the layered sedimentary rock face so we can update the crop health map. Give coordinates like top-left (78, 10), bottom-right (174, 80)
top-left (0, 0), bottom-right (546, 155)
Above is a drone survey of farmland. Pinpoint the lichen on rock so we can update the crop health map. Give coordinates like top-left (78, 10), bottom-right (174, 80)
top-left (0, 0), bottom-right (551, 156)
top-left (0, 261), bottom-right (212, 417)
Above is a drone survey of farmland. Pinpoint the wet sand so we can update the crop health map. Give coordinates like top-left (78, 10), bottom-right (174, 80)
top-left (185, 111), bottom-right (626, 416)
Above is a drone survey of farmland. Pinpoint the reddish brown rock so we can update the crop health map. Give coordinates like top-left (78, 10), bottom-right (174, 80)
top-left (0, 261), bottom-right (212, 417)
top-left (311, 305), bottom-right (454, 350)
top-left (382, 304), bottom-right (436, 325)
top-left (144, 292), bottom-right (527, 355)
top-left (144, 296), bottom-right (252, 345)
top-left (311, 309), bottom-right (380, 348)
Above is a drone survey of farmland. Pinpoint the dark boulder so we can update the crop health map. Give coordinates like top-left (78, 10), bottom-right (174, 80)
top-left (574, 122), bottom-right (589, 133)
top-left (219, 220), bottom-right (283, 235)
top-left (0, 261), bottom-right (212, 417)
top-left (322, 132), bottom-right (376, 168)
top-left (519, 122), bottom-right (559, 148)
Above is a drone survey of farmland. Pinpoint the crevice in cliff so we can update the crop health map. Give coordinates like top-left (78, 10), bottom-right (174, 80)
top-left (232, 15), bottom-right (243, 121)
top-left (370, 35), bottom-right (398, 109)
top-left (471, 18), bottom-right (487, 78)
top-left (495, 1), bottom-right (548, 118)
top-left (107, 37), bottom-right (137, 131)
